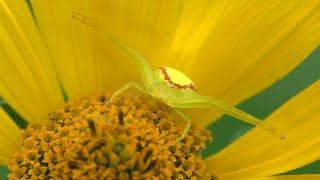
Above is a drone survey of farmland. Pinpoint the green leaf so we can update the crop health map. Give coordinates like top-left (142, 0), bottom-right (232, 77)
top-left (0, 166), bottom-right (8, 180)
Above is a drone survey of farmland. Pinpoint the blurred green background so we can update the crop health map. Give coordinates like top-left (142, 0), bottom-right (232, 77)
top-left (0, 48), bottom-right (319, 178)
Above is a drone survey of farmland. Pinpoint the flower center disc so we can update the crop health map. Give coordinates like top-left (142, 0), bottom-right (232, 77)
top-left (8, 92), bottom-right (213, 179)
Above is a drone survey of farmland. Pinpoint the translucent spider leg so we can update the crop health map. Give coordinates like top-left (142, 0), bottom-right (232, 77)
top-left (109, 82), bottom-right (148, 102)
top-left (169, 95), bottom-right (286, 141)
top-left (71, 11), bottom-right (155, 91)
top-left (173, 108), bottom-right (192, 143)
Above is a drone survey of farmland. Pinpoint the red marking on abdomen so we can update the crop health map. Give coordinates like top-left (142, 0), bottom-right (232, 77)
top-left (159, 67), bottom-right (196, 91)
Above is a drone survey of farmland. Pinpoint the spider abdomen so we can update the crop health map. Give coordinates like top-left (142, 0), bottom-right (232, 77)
top-left (152, 67), bottom-right (196, 104)
top-left (158, 66), bottom-right (196, 91)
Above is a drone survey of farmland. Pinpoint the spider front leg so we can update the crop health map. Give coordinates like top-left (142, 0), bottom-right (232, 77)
top-left (109, 82), bottom-right (148, 102)
top-left (173, 108), bottom-right (192, 143)
top-left (72, 11), bottom-right (155, 92)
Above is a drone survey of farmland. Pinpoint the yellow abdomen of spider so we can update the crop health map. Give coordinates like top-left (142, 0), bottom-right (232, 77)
top-left (152, 66), bottom-right (196, 104)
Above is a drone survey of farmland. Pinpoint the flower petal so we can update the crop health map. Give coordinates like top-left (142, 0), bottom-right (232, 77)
top-left (176, 0), bottom-right (320, 126)
top-left (205, 80), bottom-right (320, 178)
top-left (91, 1), bottom-right (184, 93)
top-left (0, 0), bottom-right (64, 121)
top-left (0, 108), bottom-right (20, 165)
top-left (30, 1), bottom-right (100, 98)
top-left (30, 0), bottom-right (320, 127)
top-left (31, 0), bottom-right (184, 98)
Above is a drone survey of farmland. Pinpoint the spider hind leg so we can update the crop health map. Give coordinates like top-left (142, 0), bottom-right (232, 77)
top-left (170, 95), bottom-right (287, 141)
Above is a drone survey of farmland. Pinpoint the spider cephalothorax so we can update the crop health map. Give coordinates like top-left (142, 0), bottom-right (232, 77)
top-left (72, 11), bottom-right (286, 142)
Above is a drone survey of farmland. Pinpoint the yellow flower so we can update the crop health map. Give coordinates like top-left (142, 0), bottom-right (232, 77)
top-left (0, 0), bottom-right (320, 179)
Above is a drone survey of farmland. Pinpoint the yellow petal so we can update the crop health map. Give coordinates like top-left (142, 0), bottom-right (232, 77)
top-left (175, 0), bottom-right (320, 126)
top-left (0, 108), bottom-right (20, 165)
top-left (245, 174), bottom-right (320, 180)
top-left (91, 1), bottom-right (185, 93)
top-left (31, 0), bottom-right (184, 98)
top-left (205, 80), bottom-right (320, 178)
top-left (0, 0), bottom-right (63, 121)
top-left (30, 0), bottom-right (99, 98)
top-left (30, 0), bottom-right (320, 127)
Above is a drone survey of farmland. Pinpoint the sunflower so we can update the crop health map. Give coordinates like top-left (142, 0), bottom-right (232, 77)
top-left (0, 0), bottom-right (320, 179)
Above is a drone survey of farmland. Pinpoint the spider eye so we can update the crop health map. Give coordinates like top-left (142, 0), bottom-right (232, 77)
top-left (157, 66), bottom-right (196, 92)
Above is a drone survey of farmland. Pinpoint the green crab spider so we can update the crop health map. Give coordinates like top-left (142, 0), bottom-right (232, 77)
top-left (72, 11), bottom-right (286, 142)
